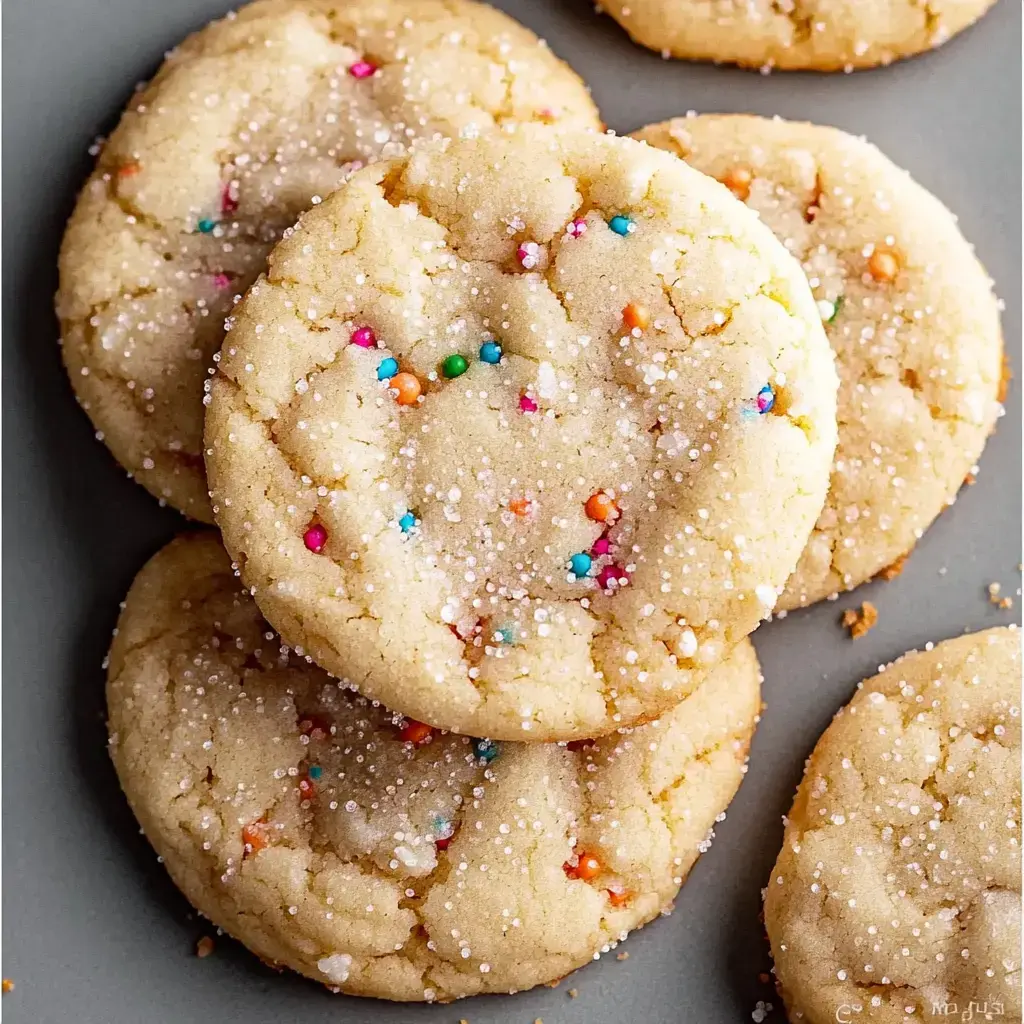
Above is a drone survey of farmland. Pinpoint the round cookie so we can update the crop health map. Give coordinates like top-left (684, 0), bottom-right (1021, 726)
top-left (56, 0), bottom-right (599, 522)
top-left (632, 115), bottom-right (1003, 609)
top-left (765, 627), bottom-right (1021, 1022)
top-left (602, 0), bottom-right (997, 71)
top-left (107, 531), bottom-right (762, 1001)
top-left (204, 125), bottom-right (838, 740)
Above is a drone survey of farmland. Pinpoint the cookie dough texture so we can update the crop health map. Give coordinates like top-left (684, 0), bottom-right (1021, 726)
top-left (633, 115), bottom-right (1003, 609)
top-left (766, 627), bottom-right (1021, 1023)
top-left (603, 0), bottom-right (997, 70)
top-left (107, 532), bottom-right (762, 1001)
top-left (204, 125), bottom-right (837, 740)
top-left (56, 0), bottom-right (599, 522)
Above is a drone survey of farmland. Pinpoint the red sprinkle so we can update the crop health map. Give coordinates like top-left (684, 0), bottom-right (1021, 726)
top-left (212, 273), bottom-right (231, 291)
top-left (221, 181), bottom-right (238, 214)
top-left (242, 821), bottom-right (268, 857)
top-left (303, 523), bottom-right (328, 553)
top-left (596, 564), bottom-right (628, 591)
top-left (435, 835), bottom-right (453, 851)
top-left (351, 326), bottom-right (376, 348)
top-left (519, 393), bottom-right (538, 413)
top-left (349, 59), bottom-right (377, 79)
top-left (298, 776), bottom-right (316, 802)
top-left (400, 720), bottom-right (433, 745)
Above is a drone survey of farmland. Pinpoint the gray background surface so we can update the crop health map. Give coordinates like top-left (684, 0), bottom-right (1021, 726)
top-left (3, 0), bottom-right (1020, 1021)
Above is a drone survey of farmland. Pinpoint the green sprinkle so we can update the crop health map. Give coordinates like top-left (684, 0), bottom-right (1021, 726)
top-left (827, 295), bottom-right (844, 324)
top-left (442, 354), bottom-right (469, 379)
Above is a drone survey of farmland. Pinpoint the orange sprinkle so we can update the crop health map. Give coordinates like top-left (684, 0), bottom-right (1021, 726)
top-left (622, 302), bottom-right (650, 332)
top-left (606, 887), bottom-right (631, 908)
top-left (868, 247), bottom-right (900, 283)
top-left (400, 720), bottom-right (433, 745)
top-left (509, 497), bottom-right (532, 517)
top-left (719, 164), bottom-right (753, 201)
top-left (117, 161), bottom-right (140, 178)
top-left (585, 492), bottom-right (618, 523)
top-left (564, 850), bottom-right (602, 881)
top-left (390, 371), bottom-right (422, 406)
top-left (242, 820), bottom-right (268, 857)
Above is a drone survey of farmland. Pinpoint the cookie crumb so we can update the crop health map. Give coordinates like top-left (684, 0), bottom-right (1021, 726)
top-left (196, 936), bottom-right (215, 958)
top-left (751, 1000), bottom-right (773, 1023)
top-left (988, 582), bottom-right (1013, 609)
top-left (758, 972), bottom-right (770, 984)
top-left (998, 351), bottom-right (1012, 403)
top-left (568, 988), bottom-right (579, 998)
top-left (2, 979), bottom-right (13, 994)
top-left (616, 951), bottom-right (629, 961)
top-left (841, 601), bottom-right (878, 638)
top-left (963, 471), bottom-right (976, 485)
top-left (876, 554), bottom-right (907, 581)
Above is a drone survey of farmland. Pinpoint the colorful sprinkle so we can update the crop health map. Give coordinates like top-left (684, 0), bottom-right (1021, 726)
top-left (197, 218), bottom-right (216, 234)
top-left (756, 385), bottom-right (775, 414)
top-left (868, 247), bottom-right (900, 283)
top-left (479, 341), bottom-right (502, 364)
top-left (431, 814), bottom-right (455, 847)
top-left (435, 835), bottom-right (453, 851)
top-left (399, 720), bottom-right (433, 745)
top-left (221, 181), bottom-right (239, 214)
top-left (496, 624), bottom-right (517, 645)
top-left (622, 302), bottom-right (650, 332)
top-left (298, 776), bottom-right (316, 801)
top-left (390, 372), bottom-right (422, 406)
top-left (377, 357), bottom-right (399, 381)
top-left (398, 511), bottom-right (416, 533)
top-left (508, 497), bottom-right (532, 517)
top-left (826, 295), bottom-right (844, 323)
top-left (567, 217), bottom-right (588, 239)
top-left (212, 273), bottom-right (232, 291)
top-left (607, 214), bottom-right (635, 236)
top-left (585, 492), bottom-right (618, 523)
top-left (591, 535), bottom-right (611, 557)
top-left (537, 107), bottom-right (557, 124)
top-left (117, 161), bottom-right (140, 178)
top-left (720, 164), bottom-right (753, 201)
top-left (569, 552), bottom-right (592, 578)
top-left (307, 764), bottom-right (323, 781)
top-left (303, 523), bottom-right (328, 553)
top-left (350, 326), bottom-right (376, 348)
top-left (606, 887), bottom-right (632, 908)
top-left (473, 738), bottom-right (499, 764)
top-left (596, 563), bottom-right (628, 591)
top-left (517, 241), bottom-right (540, 269)
top-left (564, 850), bottom-right (602, 880)
top-left (241, 821), bottom-right (268, 857)
top-left (349, 59), bottom-right (378, 79)
top-left (442, 353), bottom-right (468, 379)
top-left (519, 393), bottom-right (538, 414)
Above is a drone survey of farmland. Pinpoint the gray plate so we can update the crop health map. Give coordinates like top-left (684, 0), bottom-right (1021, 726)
top-left (3, 1), bottom-right (1020, 1021)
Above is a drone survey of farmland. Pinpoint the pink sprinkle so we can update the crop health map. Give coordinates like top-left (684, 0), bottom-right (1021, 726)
top-left (349, 59), bottom-right (377, 79)
top-left (221, 182), bottom-right (238, 215)
top-left (596, 564), bottom-right (628, 591)
top-left (591, 535), bottom-right (611, 557)
top-left (517, 241), bottom-right (540, 269)
top-left (567, 218), bottom-right (587, 239)
top-left (351, 326), bottom-right (376, 348)
top-left (212, 273), bottom-right (231, 291)
top-left (519, 393), bottom-right (538, 413)
top-left (303, 523), bottom-right (328, 554)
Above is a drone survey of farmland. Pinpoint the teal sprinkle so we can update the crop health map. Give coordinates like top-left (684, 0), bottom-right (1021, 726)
top-left (497, 625), bottom-right (516, 645)
top-left (399, 511), bottom-right (416, 532)
top-left (308, 764), bottom-right (323, 781)
top-left (377, 357), bottom-right (399, 380)
top-left (473, 739), bottom-right (499, 764)
top-left (479, 340), bottom-right (502, 364)
top-left (608, 214), bottom-right (634, 237)
top-left (569, 552), bottom-right (592, 578)
top-left (197, 218), bottom-right (216, 234)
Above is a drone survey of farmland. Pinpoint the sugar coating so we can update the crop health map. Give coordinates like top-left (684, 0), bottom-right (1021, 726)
top-left (633, 115), bottom-right (1003, 610)
top-left (602, 0), bottom-right (997, 71)
top-left (766, 627), bottom-right (1021, 1022)
top-left (204, 125), bottom-right (838, 740)
top-left (106, 532), bottom-right (762, 1001)
top-left (56, 0), bottom-right (599, 521)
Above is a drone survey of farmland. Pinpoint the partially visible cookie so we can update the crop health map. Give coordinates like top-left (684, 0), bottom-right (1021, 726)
top-left (57, 0), bottom-right (599, 521)
top-left (603, 0), bottom-right (997, 71)
top-left (204, 125), bottom-right (837, 740)
top-left (633, 115), bottom-right (1003, 609)
top-left (765, 627), bottom-right (1021, 1022)
top-left (107, 531), bottom-right (762, 1001)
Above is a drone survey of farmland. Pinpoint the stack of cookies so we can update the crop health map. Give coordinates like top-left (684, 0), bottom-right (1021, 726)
top-left (56, 1), bottom-right (1019, 1018)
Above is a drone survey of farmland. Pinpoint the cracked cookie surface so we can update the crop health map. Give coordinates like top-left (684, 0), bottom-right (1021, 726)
top-left (602, 0), bottom-right (997, 71)
top-left (56, 0), bottom-right (599, 522)
top-left (107, 531), bottom-right (761, 1001)
top-left (633, 115), bottom-right (1003, 609)
top-left (204, 125), bottom-right (837, 739)
top-left (765, 627), bottom-right (1021, 1023)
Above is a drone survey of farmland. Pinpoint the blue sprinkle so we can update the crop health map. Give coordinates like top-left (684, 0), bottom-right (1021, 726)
top-left (497, 624), bottom-right (516, 645)
top-left (756, 385), bottom-right (775, 415)
top-left (398, 511), bottom-right (416, 533)
top-left (473, 738), bottom-right (499, 764)
top-left (377, 357), bottom-right (399, 381)
top-left (569, 552), bottom-right (592, 578)
top-left (608, 214), bottom-right (635, 237)
top-left (197, 218), bottom-right (216, 234)
top-left (479, 341), bottom-right (502, 364)
top-left (307, 764), bottom-right (323, 781)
